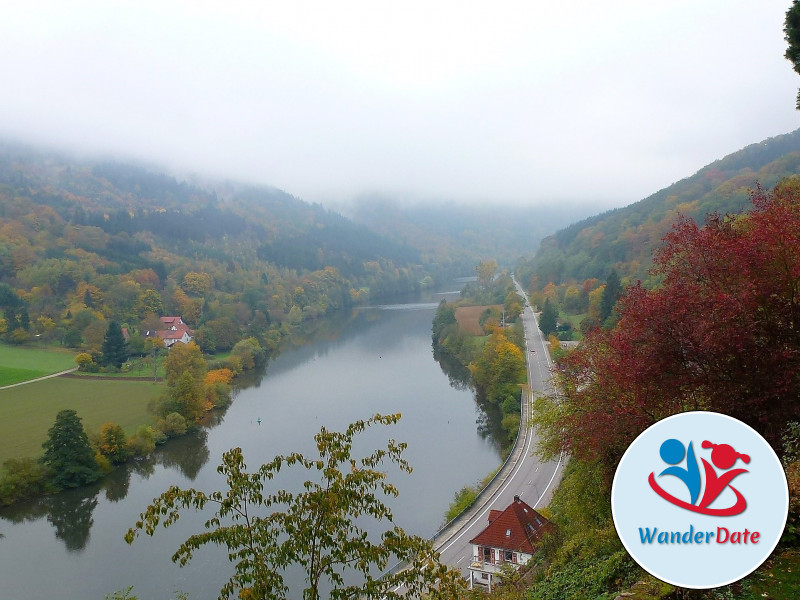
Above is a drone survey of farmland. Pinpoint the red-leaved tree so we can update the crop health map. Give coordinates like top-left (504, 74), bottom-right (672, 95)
top-left (543, 180), bottom-right (800, 478)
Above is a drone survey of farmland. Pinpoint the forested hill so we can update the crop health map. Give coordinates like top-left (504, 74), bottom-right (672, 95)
top-left (519, 128), bottom-right (800, 287)
top-left (0, 141), bottom-right (461, 353)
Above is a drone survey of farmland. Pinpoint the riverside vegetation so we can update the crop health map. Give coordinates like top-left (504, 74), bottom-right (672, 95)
top-left (432, 264), bottom-right (527, 450)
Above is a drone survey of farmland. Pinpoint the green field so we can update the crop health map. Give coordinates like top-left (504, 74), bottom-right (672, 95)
top-left (0, 377), bottom-right (163, 464)
top-left (0, 344), bottom-right (77, 386)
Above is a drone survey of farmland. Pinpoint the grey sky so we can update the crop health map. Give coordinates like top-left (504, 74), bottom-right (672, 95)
top-left (1, 1), bottom-right (798, 209)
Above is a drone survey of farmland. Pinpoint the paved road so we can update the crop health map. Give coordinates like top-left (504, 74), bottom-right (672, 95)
top-left (430, 279), bottom-right (565, 577)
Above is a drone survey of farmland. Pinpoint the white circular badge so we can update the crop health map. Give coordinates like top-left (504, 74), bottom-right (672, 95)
top-left (611, 411), bottom-right (788, 589)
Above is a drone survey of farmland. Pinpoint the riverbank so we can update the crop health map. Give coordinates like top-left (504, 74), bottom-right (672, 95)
top-left (0, 296), bottom-right (503, 600)
top-left (0, 376), bottom-right (157, 465)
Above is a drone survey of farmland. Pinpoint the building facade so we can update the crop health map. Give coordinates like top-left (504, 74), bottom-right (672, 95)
top-left (468, 495), bottom-right (554, 591)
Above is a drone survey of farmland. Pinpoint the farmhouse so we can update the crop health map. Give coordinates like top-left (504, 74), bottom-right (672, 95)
top-left (145, 316), bottom-right (194, 348)
top-left (468, 495), bottom-right (554, 591)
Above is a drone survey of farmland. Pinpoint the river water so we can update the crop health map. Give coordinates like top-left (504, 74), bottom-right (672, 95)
top-left (0, 295), bottom-right (503, 600)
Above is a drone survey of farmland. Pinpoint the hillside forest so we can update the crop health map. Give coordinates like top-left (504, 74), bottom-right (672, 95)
top-left (0, 142), bottom-right (465, 361)
top-left (517, 129), bottom-right (800, 340)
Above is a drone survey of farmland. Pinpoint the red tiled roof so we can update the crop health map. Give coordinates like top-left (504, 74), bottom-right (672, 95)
top-left (158, 316), bottom-right (193, 335)
top-left (469, 496), bottom-right (554, 554)
top-left (158, 329), bottom-right (189, 340)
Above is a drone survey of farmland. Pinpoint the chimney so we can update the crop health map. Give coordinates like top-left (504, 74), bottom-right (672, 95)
top-left (514, 495), bottom-right (520, 503)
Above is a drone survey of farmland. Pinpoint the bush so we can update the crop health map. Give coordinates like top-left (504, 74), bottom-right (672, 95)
top-left (127, 426), bottom-right (159, 457)
top-left (159, 412), bottom-right (187, 438)
top-left (444, 484), bottom-right (478, 523)
top-left (0, 458), bottom-right (51, 506)
top-left (75, 352), bottom-right (94, 371)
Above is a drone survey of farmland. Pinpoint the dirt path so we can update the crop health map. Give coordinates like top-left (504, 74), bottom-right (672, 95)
top-left (0, 367), bottom-right (79, 390)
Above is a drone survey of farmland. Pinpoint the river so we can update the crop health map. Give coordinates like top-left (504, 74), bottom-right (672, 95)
top-left (0, 294), bottom-right (504, 599)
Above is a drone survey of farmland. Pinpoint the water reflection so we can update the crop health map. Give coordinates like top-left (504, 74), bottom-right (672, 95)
top-left (0, 427), bottom-right (212, 551)
top-left (432, 345), bottom-right (507, 455)
top-left (1, 484), bottom-right (99, 551)
top-left (432, 346), bottom-right (471, 391)
top-left (47, 491), bottom-right (97, 551)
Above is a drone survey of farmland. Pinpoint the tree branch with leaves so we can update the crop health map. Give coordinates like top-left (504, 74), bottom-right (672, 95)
top-left (125, 413), bottom-right (464, 600)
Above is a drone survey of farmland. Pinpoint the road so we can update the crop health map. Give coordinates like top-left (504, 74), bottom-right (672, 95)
top-left (430, 278), bottom-right (565, 578)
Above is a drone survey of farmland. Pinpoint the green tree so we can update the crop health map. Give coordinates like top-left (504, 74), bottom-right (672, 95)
top-left (230, 337), bottom-right (266, 371)
top-left (599, 269), bottom-right (621, 324)
top-left (431, 299), bottom-right (456, 343)
top-left (539, 298), bottom-right (558, 336)
top-left (125, 414), bottom-right (463, 600)
top-left (63, 327), bottom-right (83, 347)
top-left (41, 409), bottom-right (100, 489)
top-left (786, 1), bottom-right (800, 109)
top-left (101, 320), bottom-right (128, 369)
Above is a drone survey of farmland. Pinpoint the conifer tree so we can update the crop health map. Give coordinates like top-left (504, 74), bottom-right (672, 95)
top-left (599, 269), bottom-right (622, 324)
top-left (539, 298), bottom-right (558, 336)
top-left (42, 409), bottom-right (100, 489)
top-left (101, 320), bottom-right (128, 369)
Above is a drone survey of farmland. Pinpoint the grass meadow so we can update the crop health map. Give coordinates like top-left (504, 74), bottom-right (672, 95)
top-left (0, 377), bottom-right (162, 464)
top-left (0, 344), bottom-right (77, 386)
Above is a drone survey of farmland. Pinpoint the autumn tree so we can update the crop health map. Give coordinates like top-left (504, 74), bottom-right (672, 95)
top-left (150, 342), bottom-right (208, 422)
top-left (163, 341), bottom-right (206, 385)
top-left (125, 414), bottom-right (463, 600)
top-left (503, 290), bottom-right (524, 322)
top-left (42, 409), bottom-right (100, 489)
top-left (475, 259), bottom-right (498, 290)
top-left (469, 327), bottom-right (526, 406)
top-left (96, 422), bottom-right (129, 465)
top-left (535, 182), bottom-right (800, 477)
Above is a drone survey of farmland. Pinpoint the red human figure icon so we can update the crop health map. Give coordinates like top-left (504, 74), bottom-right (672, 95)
top-left (698, 441), bottom-right (750, 511)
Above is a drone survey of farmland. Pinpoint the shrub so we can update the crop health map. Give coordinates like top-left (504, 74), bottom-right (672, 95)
top-left (0, 458), bottom-right (51, 506)
top-left (127, 426), bottom-right (158, 457)
top-left (159, 412), bottom-right (187, 438)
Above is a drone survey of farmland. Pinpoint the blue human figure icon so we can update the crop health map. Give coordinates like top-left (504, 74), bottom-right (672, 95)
top-left (658, 438), bottom-right (701, 505)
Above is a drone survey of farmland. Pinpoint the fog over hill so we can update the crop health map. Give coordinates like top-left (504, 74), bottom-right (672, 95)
top-left (519, 128), bottom-right (800, 288)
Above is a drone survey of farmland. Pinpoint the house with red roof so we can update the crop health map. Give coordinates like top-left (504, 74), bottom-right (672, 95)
top-left (468, 495), bottom-right (554, 591)
top-left (145, 316), bottom-right (194, 348)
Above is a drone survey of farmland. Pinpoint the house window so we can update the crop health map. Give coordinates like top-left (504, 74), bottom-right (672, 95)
top-left (504, 551), bottom-right (513, 562)
top-left (483, 547), bottom-right (491, 562)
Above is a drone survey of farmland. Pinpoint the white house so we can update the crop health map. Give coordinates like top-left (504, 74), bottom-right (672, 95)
top-left (145, 316), bottom-right (194, 348)
top-left (468, 495), bottom-right (554, 591)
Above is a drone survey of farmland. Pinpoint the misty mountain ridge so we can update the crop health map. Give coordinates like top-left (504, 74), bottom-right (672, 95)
top-left (0, 141), bottom-right (424, 278)
top-left (520, 128), bottom-right (800, 288)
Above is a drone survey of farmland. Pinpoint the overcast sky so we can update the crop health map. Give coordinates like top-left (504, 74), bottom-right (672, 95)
top-left (2, 1), bottom-right (799, 209)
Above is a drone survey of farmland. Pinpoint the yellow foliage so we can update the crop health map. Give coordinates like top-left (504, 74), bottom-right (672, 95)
top-left (205, 368), bottom-right (234, 385)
